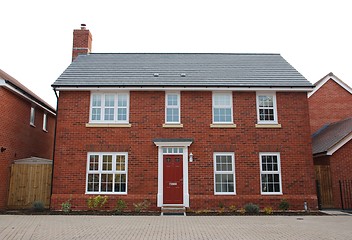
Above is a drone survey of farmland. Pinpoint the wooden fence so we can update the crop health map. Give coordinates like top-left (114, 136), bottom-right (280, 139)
top-left (7, 164), bottom-right (52, 209)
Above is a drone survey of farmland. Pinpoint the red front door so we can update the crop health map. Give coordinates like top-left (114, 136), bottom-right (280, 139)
top-left (163, 155), bottom-right (183, 204)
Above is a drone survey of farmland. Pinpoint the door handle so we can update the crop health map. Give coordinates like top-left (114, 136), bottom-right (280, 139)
top-left (169, 182), bottom-right (177, 186)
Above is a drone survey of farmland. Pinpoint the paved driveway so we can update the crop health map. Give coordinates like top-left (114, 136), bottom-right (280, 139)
top-left (0, 215), bottom-right (352, 239)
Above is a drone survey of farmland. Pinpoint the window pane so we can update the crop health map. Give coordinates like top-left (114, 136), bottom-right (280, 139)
top-left (105, 94), bottom-right (115, 107)
top-left (87, 173), bottom-right (99, 192)
top-left (101, 174), bottom-right (113, 192)
top-left (92, 108), bottom-right (101, 120)
top-left (116, 155), bottom-right (125, 171)
top-left (103, 155), bottom-right (112, 171)
top-left (117, 108), bottom-right (127, 121)
top-left (92, 95), bottom-right (101, 107)
top-left (167, 95), bottom-right (178, 106)
top-left (118, 94), bottom-right (127, 107)
top-left (167, 108), bottom-right (179, 122)
top-left (89, 155), bottom-right (99, 171)
top-left (104, 108), bottom-right (114, 121)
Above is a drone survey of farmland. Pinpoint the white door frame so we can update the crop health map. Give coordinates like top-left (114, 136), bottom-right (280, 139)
top-left (154, 140), bottom-right (193, 207)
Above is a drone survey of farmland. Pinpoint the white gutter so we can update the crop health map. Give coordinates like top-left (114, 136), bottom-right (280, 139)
top-left (53, 86), bottom-right (313, 92)
top-left (0, 79), bottom-right (56, 115)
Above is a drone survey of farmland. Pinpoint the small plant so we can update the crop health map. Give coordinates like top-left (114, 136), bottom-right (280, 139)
top-left (87, 195), bottom-right (108, 210)
top-left (32, 200), bottom-right (45, 212)
top-left (229, 205), bottom-right (237, 212)
top-left (115, 199), bottom-right (127, 214)
top-left (239, 207), bottom-right (246, 215)
top-left (218, 202), bottom-right (225, 213)
top-left (133, 199), bottom-right (150, 213)
top-left (244, 203), bottom-right (259, 214)
top-left (279, 199), bottom-right (290, 211)
top-left (263, 206), bottom-right (273, 215)
top-left (61, 196), bottom-right (72, 213)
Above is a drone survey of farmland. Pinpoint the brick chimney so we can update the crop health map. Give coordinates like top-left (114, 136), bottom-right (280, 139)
top-left (72, 24), bottom-right (92, 61)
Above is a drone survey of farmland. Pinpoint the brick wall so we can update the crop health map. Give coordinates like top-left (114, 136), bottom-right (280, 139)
top-left (309, 79), bottom-right (352, 134)
top-left (329, 140), bottom-right (352, 208)
top-left (0, 87), bottom-right (55, 209)
top-left (51, 90), bottom-right (317, 211)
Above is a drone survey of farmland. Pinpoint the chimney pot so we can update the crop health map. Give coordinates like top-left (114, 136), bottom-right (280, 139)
top-left (72, 24), bottom-right (92, 61)
top-left (80, 23), bottom-right (86, 30)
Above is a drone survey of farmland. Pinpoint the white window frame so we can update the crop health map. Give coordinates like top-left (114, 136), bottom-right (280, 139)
top-left (165, 92), bottom-right (181, 124)
top-left (212, 92), bottom-right (233, 124)
top-left (213, 152), bottom-right (236, 195)
top-left (259, 152), bottom-right (282, 195)
top-left (256, 92), bottom-right (278, 124)
top-left (43, 113), bottom-right (47, 131)
top-left (30, 107), bottom-right (35, 126)
top-left (89, 92), bottom-right (130, 124)
top-left (86, 152), bottom-right (128, 194)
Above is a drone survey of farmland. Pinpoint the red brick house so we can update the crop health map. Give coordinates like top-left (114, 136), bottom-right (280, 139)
top-left (0, 69), bottom-right (56, 209)
top-left (51, 25), bottom-right (317, 212)
top-left (309, 73), bottom-right (352, 209)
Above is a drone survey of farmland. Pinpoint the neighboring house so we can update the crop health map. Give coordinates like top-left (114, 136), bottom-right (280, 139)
top-left (0, 69), bottom-right (56, 209)
top-left (51, 25), bottom-right (317, 212)
top-left (308, 73), bottom-right (352, 134)
top-left (308, 73), bottom-right (352, 209)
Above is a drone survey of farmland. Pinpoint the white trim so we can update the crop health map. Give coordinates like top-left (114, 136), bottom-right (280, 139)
top-left (213, 152), bottom-right (236, 195)
top-left (308, 73), bottom-right (352, 98)
top-left (259, 152), bottom-right (282, 195)
top-left (212, 92), bottom-right (233, 124)
top-left (326, 132), bottom-right (352, 155)
top-left (85, 152), bottom-right (128, 195)
top-left (165, 92), bottom-right (181, 124)
top-left (43, 113), bottom-right (47, 131)
top-left (54, 86), bottom-right (313, 92)
top-left (89, 92), bottom-right (130, 124)
top-left (154, 141), bottom-right (193, 147)
top-left (0, 79), bottom-right (56, 115)
top-left (30, 107), bottom-right (35, 126)
top-left (256, 92), bottom-right (278, 124)
top-left (154, 142), bottom-right (192, 207)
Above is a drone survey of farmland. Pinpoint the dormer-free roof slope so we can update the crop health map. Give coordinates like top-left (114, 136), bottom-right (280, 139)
top-left (312, 117), bottom-right (352, 156)
top-left (0, 69), bottom-right (55, 113)
top-left (52, 53), bottom-right (313, 89)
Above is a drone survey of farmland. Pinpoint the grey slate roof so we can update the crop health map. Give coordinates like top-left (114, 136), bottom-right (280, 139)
top-left (52, 53), bottom-right (313, 88)
top-left (312, 118), bottom-right (352, 155)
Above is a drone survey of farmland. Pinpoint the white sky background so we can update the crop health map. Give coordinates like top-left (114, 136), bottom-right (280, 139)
top-left (1, 0), bottom-right (351, 108)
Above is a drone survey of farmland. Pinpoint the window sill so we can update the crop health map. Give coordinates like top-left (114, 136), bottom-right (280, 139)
top-left (210, 124), bottom-right (237, 128)
top-left (85, 192), bottom-right (127, 195)
top-left (255, 123), bottom-right (281, 128)
top-left (260, 192), bottom-right (283, 195)
top-left (163, 123), bottom-right (183, 128)
top-left (42, 129), bottom-right (48, 133)
top-left (86, 123), bottom-right (132, 128)
top-left (214, 192), bottom-right (236, 195)
top-left (30, 123), bottom-right (36, 128)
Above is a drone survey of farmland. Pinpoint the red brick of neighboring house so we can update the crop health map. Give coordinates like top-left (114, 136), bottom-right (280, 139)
top-left (309, 73), bottom-right (352, 209)
top-left (0, 70), bottom-right (56, 209)
top-left (51, 25), bottom-right (317, 212)
top-left (309, 73), bottom-right (352, 134)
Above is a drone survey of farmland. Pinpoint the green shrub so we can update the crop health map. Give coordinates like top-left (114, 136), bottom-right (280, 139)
top-left (115, 199), bottom-right (127, 213)
top-left (263, 206), bottom-right (273, 215)
top-left (279, 199), bottom-right (290, 211)
top-left (32, 200), bottom-right (45, 212)
top-left (229, 205), bottom-right (237, 212)
top-left (133, 199), bottom-right (150, 213)
top-left (239, 208), bottom-right (246, 215)
top-left (87, 195), bottom-right (108, 210)
top-left (244, 203), bottom-right (259, 214)
top-left (61, 198), bottom-right (72, 213)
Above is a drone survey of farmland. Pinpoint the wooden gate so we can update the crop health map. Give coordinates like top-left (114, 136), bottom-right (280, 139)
top-left (7, 163), bottom-right (52, 209)
top-left (315, 165), bottom-right (334, 208)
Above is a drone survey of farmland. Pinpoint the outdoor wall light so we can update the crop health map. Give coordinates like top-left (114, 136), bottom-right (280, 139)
top-left (189, 152), bottom-right (193, 162)
top-left (1, 147), bottom-right (6, 153)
